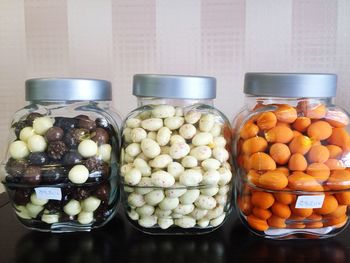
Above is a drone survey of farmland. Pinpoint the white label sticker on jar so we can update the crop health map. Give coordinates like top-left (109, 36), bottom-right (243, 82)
top-left (35, 187), bottom-right (62, 201)
top-left (295, 195), bottom-right (325, 209)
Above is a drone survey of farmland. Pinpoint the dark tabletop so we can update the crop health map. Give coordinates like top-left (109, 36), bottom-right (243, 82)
top-left (1, 193), bottom-right (350, 263)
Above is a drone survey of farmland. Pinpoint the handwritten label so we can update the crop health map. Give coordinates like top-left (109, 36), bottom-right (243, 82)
top-left (295, 195), bottom-right (325, 209)
top-left (35, 187), bottom-right (62, 201)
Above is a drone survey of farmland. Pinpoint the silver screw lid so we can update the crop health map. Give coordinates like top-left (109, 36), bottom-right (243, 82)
top-left (133, 74), bottom-right (216, 99)
top-left (25, 78), bottom-right (112, 101)
top-left (244, 73), bottom-right (337, 98)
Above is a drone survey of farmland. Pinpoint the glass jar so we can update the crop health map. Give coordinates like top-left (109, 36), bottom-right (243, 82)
top-left (120, 74), bottom-right (233, 234)
top-left (1, 78), bottom-right (121, 232)
top-left (234, 73), bottom-right (350, 239)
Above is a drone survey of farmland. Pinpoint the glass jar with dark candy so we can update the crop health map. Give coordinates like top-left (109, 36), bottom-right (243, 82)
top-left (1, 78), bottom-right (121, 232)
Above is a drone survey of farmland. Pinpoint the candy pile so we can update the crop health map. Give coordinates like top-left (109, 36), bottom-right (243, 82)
top-left (121, 104), bottom-right (232, 230)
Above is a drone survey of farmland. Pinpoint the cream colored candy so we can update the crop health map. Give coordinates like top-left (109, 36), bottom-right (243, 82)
top-left (206, 206), bottom-right (224, 220)
top-left (78, 139), bottom-right (98, 158)
top-left (158, 218), bottom-right (174, 229)
top-left (175, 107), bottom-right (184, 117)
top-left (33, 116), bottom-right (53, 135)
top-left (120, 163), bottom-right (134, 177)
top-left (164, 116), bottom-right (184, 130)
top-left (141, 118), bottom-right (163, 131)
top-left (218, 167), bottom-right (232, 186)
top-left (130, 128), bottom-right (147, 143)
top-left (215, 195), bottom-right (228, 205)
top-left (151, 171), bottom-right (175, 187)
top-left (190, 146), bottom-right (212, 161)
top-left (155, 208), bottom-right (172, 217)
top-left (159, 197), bottom-right (179, 210)
top-left (149, 154), bottom-right (172, 168)
top-left (190, 208), bottom-right (208, 220)
top-left (9, 140), bottom-right (29, 159)
top-left (144, 190), bottom-right (165, 206)
top-left (19, 127), bottom-right (35, 142)
top-left (170, 135), bottom-right (186, 145)
top-left (135, 177), bottom-right (153, 195)
top-left (68, 165), bottom-right (89, 184)
top-left (81, 196), bottom-right (101, 212)
top-left (213, 147), bottom-right (229, 163)
top-left (164, 183), bottom-right (187, 198)
top-left (63, 199), bottom-right (81, 216)
top-left (181, 156), bottom-right (198, 168)
top-left (152, 105), bottom-right (175, 118)
top-left (123, 127), bottom-right (133, 143)
top-left (201, 170), bottom-right (221, 185)
top-left (201, 158), bottom-right (221, 171)
top-left (179, 124), bottom-right (196, 139)
top-left (28, 135), bottom-right (47, 153)
top-left (136, 205), bottom-right (155, 217)
top-left (175, 216), bottom-right (196, 228)
top-left (42, 211), bottom-right (60, 224)
top-left (213, 136), bottom-right (226, 148)
top-left (133, 158), bottom-right (151, 176)
top-left (125, 143), bottom-right (141, 157)
top-left (139, 110), bottom-right (152, 120)
top-left (199, 114), bottom-right (215, 132)
top-left (169, 142), bottom-right (190, 159)
top-left (78, 211), bottom-right (94, 224)
top-left (128, 209), bottom-right (139, 220)
top-left (200, 187), bottom-right (219, 196)
top-left (173, 204), bottom-right (194, 215)
top-left (197, 218), bottom-right (210, 228)
top-left (97, 144), bottom-right (112, 162)
top-left (167, 162), bottom-right (185, 179)
top-left (26, 203), bottom-right (44, 218)
top-left (15, 205), bottom-right (31, 219)
top-left (195, 195), bottom-right (217, 210)
top-left (141, 138), bottom-right (161, 158)
top-left (171, 213), bottom-right (183, 219)
top-left (136, 153), bottom-right (150, 161)
top-left (30, 193), bottom-right (48, 206)
top-left (124, 186), bottom-right (134, 193)
top-left (184, 110), bottom-right (201, 124)
top-left (124, 153), bottom-right (135, 163)
top-left (138, 215), bottom-right (157, 228)
top-left (192, 132), bottom-right (213, 146)
top-left (179, 189), bottom-right (200, 204)
top-left (160, 146), bottom-right (170, 155)
top-left (128, 192), bottom-right (146, 207)
top-left (156, 127), bottom-right (172, 146)
top-left (147, 131), bottom-right (157, 140)
top-left (210, 213), bottom-right (226, 227)
top-left (126, 118), bottom-right (142, 128)
top-left (179, 169), bottom-right (202, 186)
top-left (210, 124), bottom-right (222, 137)
top-left (218, 185), bottom-right (230, 195)
top-left (125, 168), bottom-right (142, 186)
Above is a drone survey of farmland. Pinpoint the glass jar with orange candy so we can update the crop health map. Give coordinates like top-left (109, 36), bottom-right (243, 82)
top-left (234, 73), bottom-right (350, 239)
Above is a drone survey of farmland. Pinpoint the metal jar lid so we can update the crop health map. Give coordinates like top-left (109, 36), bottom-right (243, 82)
top-left (25, 78), bottom-right (112, 101)
top-left (133, 74), bottom-right (216, 99)
top-left (244, 73), bottom-right (337, 98)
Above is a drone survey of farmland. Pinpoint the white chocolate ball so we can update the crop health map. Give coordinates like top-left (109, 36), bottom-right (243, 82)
top-left (78, 139), bottom-right (98, 158)
top-left (19, 127), bottom-right (35, 142)
top-left (30, 193), bottom-right (48, 206)
top-left (33, 116), bottom-right (53, 135)
top-left (15, 205), bottom-right (31, 219)
top-left (125, 168), bottom-right (142, 186)
top-left (68, 165), bottom-right (89, 184)
top-left (41, 210), bottom-right (59, 224)
top-left (9, 140), bottom-right (29, 159)
top-left (78, 211), bottom-right (94, 224)
top-left (63, 199), bottom-right (82, 216)
top-left (81, 196), bottom-right (101, 212)
top-left (27, 135), bottom-right (47, 152)
top-left (26, 203), bottom-right (44, 218)
top-left (98, 144), bottom-right (112, 162)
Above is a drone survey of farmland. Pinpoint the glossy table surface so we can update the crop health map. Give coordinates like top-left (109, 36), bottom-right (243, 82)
top-left (1, 193), bottom-right (350, 263)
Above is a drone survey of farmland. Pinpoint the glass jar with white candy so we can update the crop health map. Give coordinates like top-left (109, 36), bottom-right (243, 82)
top-left (1, 78), bottom-right (121, 232)
top-left (120, 74), bottom-right (234, 234)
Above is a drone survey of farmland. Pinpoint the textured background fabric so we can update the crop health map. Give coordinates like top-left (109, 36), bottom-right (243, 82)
top-left (0, 0), bottom-right (350, 193)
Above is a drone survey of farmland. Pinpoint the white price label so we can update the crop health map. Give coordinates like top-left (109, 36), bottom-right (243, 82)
top-left (35, 187), bottom-right (62, 201)
top-left (295, 195), bottom-right (325, 209)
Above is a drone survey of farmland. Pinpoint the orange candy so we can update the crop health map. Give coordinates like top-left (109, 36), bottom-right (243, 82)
top-left (269, 143), bottom-right (291, 165)
top-left (247, 170), bottom-right (260, 186)
top-left (249, 152), bottom-right (276, 171)
top-left (256, 112), bottom-right (277, 130)
top-left (314, 195), bottom-right (338, 215)
top-left (274, 104), bottom-right (298, 123)
top-left (324, 159), bottom-right (346, 170)
top-left (292, 117), bottom-right (311, 132)
top-left (326, 145), bottom-right (343, 159)
top-left (306, 163), bottom-right (330, 183)
top-left (242, 136), bottom-right (268, 155)
top-left (327, 170), bottom-right (350, 190)
top-left (288, 171), bottom-right (324, 192)
top-left (271, 202), bottom-right (291, 219)
top-left (267, 215), bottom-right (286, 228)
top-left (290, 204), bottom-right (313, 217)
top-left (265, 126), bottom-right (294, 144)
top-left (307, 145), bottom-right (330, 163)
top-left (324, 214), bottom-right (348, 228)
top-left (325, 110), bottom-right (349, 128)
top-left (298, 101), bottom-right (327, 119)
top-left (247, 215), bottom-right (269, 231)
top-left (251, 191), bottom-right (275, 209)
top-left (274, 190), bottom-right (295, 205)
top-left (258, 170), bottom-right (289, 190)
top-left (307, 120), bottom-right (332, 141)
top-left (276, 166), bottom-right (290, 176)
top-left (328, 128), bottom-right (350, 150)
top-left (252, 207), bottom-right (272, 220)
top-left (238, 195), bottom-right (252, 216)
top-left (289, 135), bottom-right (312, 155)
top-left (240, 122), bottom-right (259, 140)
top-left (335, 192), bottom-right (350, 205)
top-left (327, 205), bottom-right (347, 218)
top-left (288, 153), bottom-right (308, 171)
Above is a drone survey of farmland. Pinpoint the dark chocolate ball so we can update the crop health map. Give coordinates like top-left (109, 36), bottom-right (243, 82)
top-left (26, 112), bottom-right (43, 126)
top-left (95, 118), bottom-right (109, 129)
top-left (63, 128), bottom-right (89, 148)
top-left (62, 151), bottom-right (83, 166)
top-left (42, 167), bottom-right (66, 184)
top-left (12, 121), bottom-right (27, 138)
top-left (61, 214), bottom-right (76, 222)
top-left (54, 117), bottom-right (78, 131)
top-left (5, 158), bottom-right (27, 178)
top-left (76, 115), bottom-right (96, 131)
top-left (22, 166), bottom-right (41, 185)
top-left (13, 188), bottom-right (32, 205)
top-left (44, 201), bottom-right (61, 213)
top-left (45, 127), bottom-right (64, 142)
top-left (47, 141), bottom-right (68, 160)
top-left (28, 152), bottom-right (49, 165)
top-left (94, 205), bottom-right (111, 222)
top-left (94, 184), bottom-right (110, 201)
top-left (74, 188), bottom-right (90, 201)
top-left (91, 128), bottom-right (109, 145)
